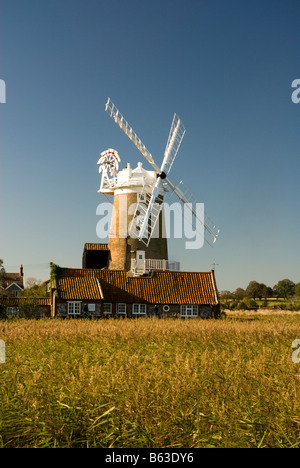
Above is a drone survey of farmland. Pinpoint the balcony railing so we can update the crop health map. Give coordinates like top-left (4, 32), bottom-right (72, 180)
top-left (131, 258), bottom-right (180, 275)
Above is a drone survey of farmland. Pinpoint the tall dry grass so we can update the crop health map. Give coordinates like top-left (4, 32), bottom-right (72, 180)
top-left (0, 316), bottom-right (299, 448)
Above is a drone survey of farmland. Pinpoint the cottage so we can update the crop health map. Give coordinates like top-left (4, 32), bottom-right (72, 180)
top-left (0, 296), bottom-right (51, 318)
top-left (0, 265), bottom-right (24, 297)
top-left (50, 267), bottom-right (220, 319)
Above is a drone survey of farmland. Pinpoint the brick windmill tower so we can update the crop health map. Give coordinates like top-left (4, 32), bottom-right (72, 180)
top-left (98, 149), bottom-right (169, 274)
top-left (96, 99), bottom-right (219, 276)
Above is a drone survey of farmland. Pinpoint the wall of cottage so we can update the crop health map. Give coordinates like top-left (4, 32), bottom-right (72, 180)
top-left (5, 284), bottom-right (23, 297)
top-left (55, 301), bottom-right (218, 319)
top-left (56, 301), bottom-right (102, 318)
top-left (0, 304), bottom-right (50, 318)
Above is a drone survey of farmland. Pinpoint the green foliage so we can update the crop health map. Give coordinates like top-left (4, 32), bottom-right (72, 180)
top-left (273, 279), bottom-right (295, 300)
top-left (237, 298), bottom-right (258, 310)
top-left (20, 281), bottom-right (48, 299)
top-left (50, 263), bottom-right (65, 285)
top-left (0, 259), bottom-right (6, 287)
top-left (245, 281), bottom-right (269, 300)
top-left (234, 288), bottom-right (246, 300)
top-left (221, 278), bottom-right (300, 311)
top-left (295, 283), bottom-right (300, 298)
top-left (219, 290), bottom-right (234, 308)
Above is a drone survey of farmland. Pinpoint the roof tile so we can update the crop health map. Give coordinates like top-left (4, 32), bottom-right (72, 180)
top-left (56, 269), bottom-right (218, 305)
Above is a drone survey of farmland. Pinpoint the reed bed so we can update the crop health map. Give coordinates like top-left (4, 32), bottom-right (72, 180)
top-left (0, 316), bottom-right (299, 448)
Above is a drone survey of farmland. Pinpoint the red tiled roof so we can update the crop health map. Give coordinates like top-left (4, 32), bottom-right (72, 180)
top-left (0, 297), bottom-right (50, 307)
top-left (56, 268), bottom-right (219, 305)
top-left (58, 276), bottom-right (103, 301)
top-left (84, 243), bottom-right (109, 251)
top-left (3, 273), bottom-right (24, 289)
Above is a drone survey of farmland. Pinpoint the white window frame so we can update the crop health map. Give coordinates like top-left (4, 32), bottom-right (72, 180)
top-left (103, 303), bottom-right (112, 314)
top-left (180, 305), bottom-right (198, 317)
top-left (67, 301), bottom-right (82, 316)
top-left (132, 304), bottom-right (147, 315)
top-left (117, 303), bottom-right (126, 315)
top-left (6, 307), bottom-right (20, 317)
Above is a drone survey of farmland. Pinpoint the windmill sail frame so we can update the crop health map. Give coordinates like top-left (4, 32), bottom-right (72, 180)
top-left (105, 98), bottom-right (219, 247)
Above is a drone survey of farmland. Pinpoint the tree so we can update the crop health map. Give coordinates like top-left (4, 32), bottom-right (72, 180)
top-left (245, 281), bottom-right (261, 299)
top-left (25, 277), bottom-right (42, 289)
top-left (20, 277), bottom-right (47, 298)
top-left (219, 290), bottom-right (234, 309)
top-left (294, 283), bottom-right (300, 298)
top-left (245, 281), bottom-right (270, 300)
top-left (257, 283), bottom-right (268, 300)
top-left (273, 279), bottom-right (295, 300)
top-left (266, 286), bottom-right (273, 298)
top-left (0, 259), bottom-right (6, 288)
top-left (234, 288), bottom-right (246, 301)
top-left (0, 258), bottom-right (6, 285)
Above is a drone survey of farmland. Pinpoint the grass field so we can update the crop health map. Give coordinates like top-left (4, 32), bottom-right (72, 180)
top-left (0, 315), bottom-right (300, 448)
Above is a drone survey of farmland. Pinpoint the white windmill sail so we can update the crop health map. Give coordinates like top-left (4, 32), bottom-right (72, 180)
top-left (133, 113), bottom-right (186, 245)
top-left (105, 98), bottom-right (160, 172)
top-left (128, 187), bottom-right (164, 243)
top-left (105, 98), bottom-right (219, 247)
top-left (162, 113), bottom-right (186, 176)
top-left (166, 180), bottom-right (220, 246)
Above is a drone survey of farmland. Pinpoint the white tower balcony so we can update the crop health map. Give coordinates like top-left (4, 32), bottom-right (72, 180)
top-left (131, 258), bottom-right (180, 276)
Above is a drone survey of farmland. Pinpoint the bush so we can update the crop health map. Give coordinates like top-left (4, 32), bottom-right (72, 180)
top-left (237, 298), bottom-right (258, 310)
top-left (237, 300), bottom-right (248, 310)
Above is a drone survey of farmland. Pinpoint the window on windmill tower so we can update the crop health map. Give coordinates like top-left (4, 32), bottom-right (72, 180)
top-left (137, 193), bottom-right (146, 203)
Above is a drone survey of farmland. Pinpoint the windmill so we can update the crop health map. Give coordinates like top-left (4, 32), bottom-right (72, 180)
top-left (104, 98), bottom-right (219, 249)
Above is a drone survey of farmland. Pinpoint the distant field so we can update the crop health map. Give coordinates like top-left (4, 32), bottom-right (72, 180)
top-left (0, 316), bottom-right (300, 448)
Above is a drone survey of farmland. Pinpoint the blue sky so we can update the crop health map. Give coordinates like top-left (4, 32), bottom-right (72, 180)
top-left (0, 0), bottom-right (299, 291)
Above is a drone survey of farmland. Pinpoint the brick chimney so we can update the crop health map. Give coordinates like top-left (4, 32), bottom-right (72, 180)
top-left (20, 264), bottom-right (24, 277)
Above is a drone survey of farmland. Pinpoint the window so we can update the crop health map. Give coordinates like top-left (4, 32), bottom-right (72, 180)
top-left (68, 302), bottom-right (81, 315)
top-left (180, 305), bottom-right (198, 317)
top-left (132, 304), bottom-right (147, 315)
top-left (117, 303), bottom-right (126, 315)
top-left (137, 193), bottom-right (146, 203)
top-left (103, 303), bottom-right (112, 314)
top-left (6, 307), bottom-right (20, 317)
